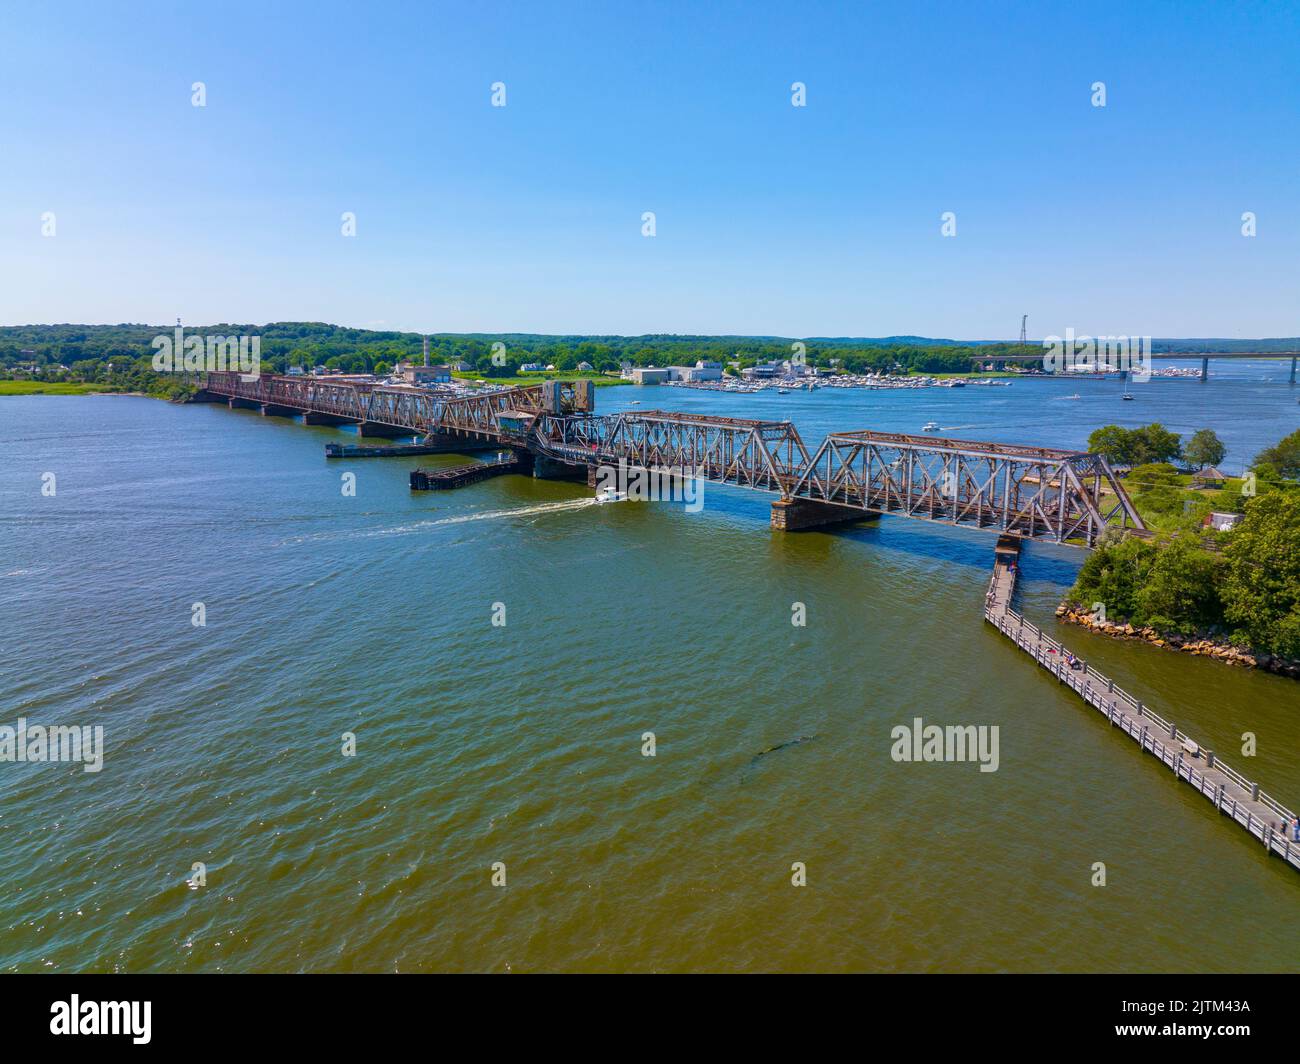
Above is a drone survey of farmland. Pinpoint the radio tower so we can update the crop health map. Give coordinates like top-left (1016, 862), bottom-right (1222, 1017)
top-left (1019, 315), bottom-right (1028, 346)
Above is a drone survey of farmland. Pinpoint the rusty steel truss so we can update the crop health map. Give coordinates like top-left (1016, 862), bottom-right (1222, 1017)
top-left (788, 430), bottom-right (1144, 544)
top-left (532, 416), bottom-right (1143, 545)
top-left (201, 372), bottom-right (592, 439)
top-left (533, 410), bottom-right (810, 492)
top-left (201, 373), bottom-right (1144, 545)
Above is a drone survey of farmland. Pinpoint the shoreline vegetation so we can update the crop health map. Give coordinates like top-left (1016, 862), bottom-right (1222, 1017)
top-left (1054, 603), bottom-right (1300, 679)
top-left (1064, 424), bottom-right (1300, 678)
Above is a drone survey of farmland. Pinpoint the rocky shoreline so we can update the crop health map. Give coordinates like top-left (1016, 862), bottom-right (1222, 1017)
top-left (1055, 603), bottom-right (1300, 680)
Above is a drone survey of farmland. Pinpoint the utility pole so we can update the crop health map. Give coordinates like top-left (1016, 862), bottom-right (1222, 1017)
top-left (1019, 315), bottom-right (1028, 346)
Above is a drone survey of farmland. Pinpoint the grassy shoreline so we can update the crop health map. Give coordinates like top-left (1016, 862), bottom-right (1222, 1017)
top-left (0, 380), bottom-right (116, 396)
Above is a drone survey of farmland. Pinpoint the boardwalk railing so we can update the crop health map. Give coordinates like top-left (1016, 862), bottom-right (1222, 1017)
top-left (984, 563), bottom-right (1300, 873)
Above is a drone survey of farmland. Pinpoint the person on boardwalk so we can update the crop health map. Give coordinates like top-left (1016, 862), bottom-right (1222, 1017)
top-left (1293, 816), bottom-right (1300, 842)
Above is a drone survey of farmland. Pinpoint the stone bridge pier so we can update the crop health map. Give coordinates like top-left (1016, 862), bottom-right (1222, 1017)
top-left (530, 453), bottom-right (588, 481)
top-left (770, 497), bottom-right (866, 531)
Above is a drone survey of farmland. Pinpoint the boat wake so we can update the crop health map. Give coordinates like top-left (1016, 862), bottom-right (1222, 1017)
top-left (276, 498), bottom-right (598, 545)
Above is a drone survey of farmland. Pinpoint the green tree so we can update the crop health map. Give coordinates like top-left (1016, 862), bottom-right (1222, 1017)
top-left (1253, 428), bottom-right (1300, 480)
top-left (1087, 424), bottom-right (1137, 464)
top-left (1131, 423), bottom-right (1183, 465)
top-left (1137, 539), bottom-right (1224, 633)
top-left (1127, 462), bottom-right (1180, 487)
top-left (1086, 423), bottom-right (1182, 465)
top-left (1069, 536), bottom-right (1157, 620)
top-left (1221, 492), bottom-right (1300, 656)
top-left (1183, 428), bottom-right (1226, 470)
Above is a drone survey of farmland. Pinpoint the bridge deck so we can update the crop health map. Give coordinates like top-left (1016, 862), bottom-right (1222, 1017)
top-left (986, 545), bottom-right (1300, 873)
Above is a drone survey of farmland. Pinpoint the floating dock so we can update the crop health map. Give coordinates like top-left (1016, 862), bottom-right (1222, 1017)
top-left (410, 456), bottom-right (524, 490)
top-left (985, 537), bottom-right (1300, 873)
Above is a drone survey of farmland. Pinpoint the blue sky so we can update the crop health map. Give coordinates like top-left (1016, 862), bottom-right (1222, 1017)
top-left (1, 0), bottom-right (1297, 338)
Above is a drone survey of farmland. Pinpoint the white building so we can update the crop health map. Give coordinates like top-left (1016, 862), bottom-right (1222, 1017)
top-left (1204, 511), bottom-right (1243, 532)
top-left (667, 364), bottom-right (722, 382)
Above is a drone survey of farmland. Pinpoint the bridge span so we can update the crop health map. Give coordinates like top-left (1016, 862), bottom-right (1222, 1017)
top-left (975, 349), bottom-right (1300, 382)
top-left (199, 371), bottom-right (1145, 546)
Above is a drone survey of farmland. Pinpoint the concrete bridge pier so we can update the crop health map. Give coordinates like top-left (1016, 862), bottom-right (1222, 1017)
top-left (770, 498), bottom-right (864, 531)
top-left (1201, 356), bottom-right (1209, 381)
top-left (1291, 356), bottom-right (1297, 385)
top-left (227, 397), bottom-right (260, 410)
top-left (260, 403), bottom-right (299, 417)
top-left (302, 412), bottom-right (356, 427)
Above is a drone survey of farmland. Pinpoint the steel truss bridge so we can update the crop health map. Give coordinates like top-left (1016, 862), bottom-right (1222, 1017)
top-left (202, 370), bottom-right (595, 438)
top-left (201, 372), bottom-right (1144, 546)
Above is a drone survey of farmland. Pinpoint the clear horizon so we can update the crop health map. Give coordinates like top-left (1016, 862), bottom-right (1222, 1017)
top-left (2, 0), bottom-right (1297, 337)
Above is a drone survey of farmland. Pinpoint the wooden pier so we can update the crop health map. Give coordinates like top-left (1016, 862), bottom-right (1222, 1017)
top-left (985, 537), bottom-right (1300, 873)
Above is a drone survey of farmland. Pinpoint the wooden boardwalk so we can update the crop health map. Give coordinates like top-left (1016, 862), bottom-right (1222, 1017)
top-left (984, 539), bottom-right (1300, 874)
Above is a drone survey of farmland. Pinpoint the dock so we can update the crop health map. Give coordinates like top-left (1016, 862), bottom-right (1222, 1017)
top-left (409, 456), bottom-right (524, 490)
top-left (985, 536), bottom-right (1300, 872)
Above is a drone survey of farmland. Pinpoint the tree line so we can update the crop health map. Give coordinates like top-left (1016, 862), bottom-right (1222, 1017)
top-left (0, 322), bottom-right (1050, 379)
top-left (1070, 426), bottom-right (1300, 659)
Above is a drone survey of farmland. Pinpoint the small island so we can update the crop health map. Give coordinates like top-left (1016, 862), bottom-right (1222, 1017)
top-left (1061, 423), bottom-right (1300, 677)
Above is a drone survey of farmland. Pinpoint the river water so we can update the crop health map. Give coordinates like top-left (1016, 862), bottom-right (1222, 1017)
top-left (1, 360), bottom-right (1298, 972)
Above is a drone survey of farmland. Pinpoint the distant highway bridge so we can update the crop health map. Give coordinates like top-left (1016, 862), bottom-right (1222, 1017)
top-left (199, 372), bottom-right (1145, 546)
top-left (975, 349), bottom-right (1300, 382)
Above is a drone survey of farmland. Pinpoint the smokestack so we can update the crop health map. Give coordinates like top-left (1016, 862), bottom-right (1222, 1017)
top-left (423, 337), bottom-right (429, 367)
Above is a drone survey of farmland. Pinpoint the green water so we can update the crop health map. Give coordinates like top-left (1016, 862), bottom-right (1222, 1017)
top-left (2, 370), bottom-right (1298, 971)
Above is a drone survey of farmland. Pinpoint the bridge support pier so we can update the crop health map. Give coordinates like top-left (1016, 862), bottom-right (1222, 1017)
top-left (356, 421), bottom-right (417, 438)
top-left (260, 403), bottom-right (298, 417)
top-left (302, 412), bottom-right (355, 426)
top-left (1291, 356), bottom-right (1297, 384)
top-left (770, 498), bottom-right (863, 532)
top-left (421, 433), bottom-right (499, 454)
top-left (227, 397), bottom-right (259, 410)
top-left (531, 454), bottom-right (587, 481)
top-left (1201, 356), bottom-right (1209, 381)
